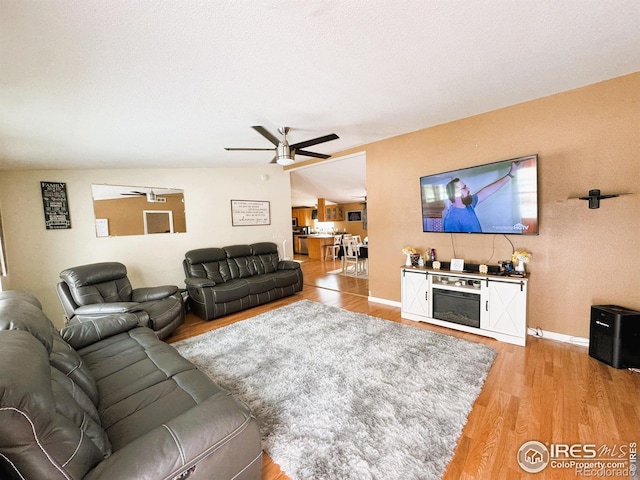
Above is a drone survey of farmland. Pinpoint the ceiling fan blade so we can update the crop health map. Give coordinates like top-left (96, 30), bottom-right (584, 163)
top-left (291, 133), bottom-right (339, 150)
top-left (224, 147), bottom-right (275, 151)
top-left (252, 126), bottom-right (280, 146)
top-left (269, 156), bottom-right (278, 164)
top-left (294, 149), bottom-right (331, 159)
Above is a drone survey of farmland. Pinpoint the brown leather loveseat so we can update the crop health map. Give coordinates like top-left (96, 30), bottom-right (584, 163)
top-left (0, 290), bottom-right (262, 480)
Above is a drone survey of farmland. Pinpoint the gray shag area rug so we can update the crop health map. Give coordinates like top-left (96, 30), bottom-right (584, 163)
top-left (173, 300), bottom-right (497, 480)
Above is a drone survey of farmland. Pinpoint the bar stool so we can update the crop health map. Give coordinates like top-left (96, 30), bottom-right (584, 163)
top-left (324, 235), bottom-right (341, 261)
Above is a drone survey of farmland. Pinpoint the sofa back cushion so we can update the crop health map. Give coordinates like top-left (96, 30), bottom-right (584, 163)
top-left (224, 245), bottom-right (256, 279)
top-left (50, 335), bottom-right (100, 406)
top-left (0, 290), bottom-right (43, 309)
top-left (60, 262), bottom-right (133, 306)
top-left (184, 243), bottom-right (281, 283)
top-left (184, 248), bottom-right (227, 283)
top-left (0, 297), bottom-right (56, 353)
top-left (0, 295), bottom-right (100, 407)
top-left (0, 331), bottom-right (109, 480)
top-left (251, 242), bottom-right (279, 274)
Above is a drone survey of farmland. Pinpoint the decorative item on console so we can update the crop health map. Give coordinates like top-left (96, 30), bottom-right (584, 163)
top-left (512, 250), bottom-right (531, 273)
top-left (402, 247), bottom-right (416, 266)
top-left (498, 260), bottom-right (514, 274)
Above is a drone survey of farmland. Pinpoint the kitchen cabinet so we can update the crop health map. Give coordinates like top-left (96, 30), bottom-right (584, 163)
top-left (325, 205), bottom-right (343, 221)
top-left (292, 208), bottom-right (313, 226)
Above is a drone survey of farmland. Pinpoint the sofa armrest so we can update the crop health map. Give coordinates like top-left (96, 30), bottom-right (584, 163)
top-left (75, 302), bottom-right (144, 315)
top-left (132, 285), bottom-right (179, 302)
top-left (82, 395), bottom-right (261, 480)
top-left (60, 314), bottom-right (141, 349)
top-left (278, 260), bottom-right (301, 270)
top-left (185, 277), bottom-right (217, 288)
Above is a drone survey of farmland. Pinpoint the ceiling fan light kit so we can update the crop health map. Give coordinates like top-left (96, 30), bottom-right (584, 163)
top-left (276, 129), bottom-right (294, 165)
top-left (277, 155), bottom-right (295, 166)
top-left (226, 126), bottom-right (339, 166)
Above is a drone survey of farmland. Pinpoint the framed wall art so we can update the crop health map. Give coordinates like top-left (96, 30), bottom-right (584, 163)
top-left (231, 200), bottom-right (271, 226)
top-left (346, 210), bottom-right (363, 222)
top-left (41, 181), bottom-right (71, 229)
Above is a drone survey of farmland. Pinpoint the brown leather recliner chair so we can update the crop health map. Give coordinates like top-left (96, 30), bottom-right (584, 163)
top-left (56, 262), bottom-right (185, 339)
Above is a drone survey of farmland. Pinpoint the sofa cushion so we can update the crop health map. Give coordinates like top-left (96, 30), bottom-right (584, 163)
top-left (224, 245), bottom-right (256, 280)
top-left (270, 269), bottom-right (303, 288)
top-left (0, 290), bottom-right (42, 309)
top-left (224, 244), bottom-right (253, 259)
top-left (60, 262), bottom-right (134, 306)
top-left (227, 255), bottom-right (258, 279)
top-left (50, 334), bottom-right (100, 405)
top-left (141, 296), bottom-right (184, 331)
top-left (184, 247), bottom-right (227, 284)
top-left (0, 331), bottom-right (108, 479)
top-left (250, 242), bottom-right (280, 273)
top-left (245, 275), bottom-right (276, 294)
top-left (76, 327), bottom-right (227, 450)
top-left (0, 297), bottom-right (56, 353)
top-left (207, 279), bottom-right (251, 303)
top-left (60, 314), bottom-right (141, 349)
top-left (50, 368), bottom-right (112, 458)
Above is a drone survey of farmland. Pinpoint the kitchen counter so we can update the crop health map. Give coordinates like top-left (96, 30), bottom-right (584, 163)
top-left (307, 235), bottom-right (336, 259)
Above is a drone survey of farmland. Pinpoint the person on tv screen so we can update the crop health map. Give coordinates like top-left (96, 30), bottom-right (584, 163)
top-left (443, 161), bottom-right (519, 233)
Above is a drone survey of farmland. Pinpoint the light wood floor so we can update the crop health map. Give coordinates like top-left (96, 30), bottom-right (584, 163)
top-left (166, 256), bottom-right (640, 480)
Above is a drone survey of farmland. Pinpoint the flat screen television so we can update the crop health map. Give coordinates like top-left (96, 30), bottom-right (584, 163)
top-left (420, 154), bottom-right (538, 235)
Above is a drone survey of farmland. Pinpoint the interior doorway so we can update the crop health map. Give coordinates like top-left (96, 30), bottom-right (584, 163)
top-left (143, 210), bottom-right (174, 234)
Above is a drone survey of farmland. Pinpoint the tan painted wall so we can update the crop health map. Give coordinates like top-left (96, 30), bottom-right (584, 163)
top-left (359, 73), bottom-right (639, 338)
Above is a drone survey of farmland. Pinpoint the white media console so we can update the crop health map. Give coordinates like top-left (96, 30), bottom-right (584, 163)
top-left (401, 267), bottom-right (528, 346)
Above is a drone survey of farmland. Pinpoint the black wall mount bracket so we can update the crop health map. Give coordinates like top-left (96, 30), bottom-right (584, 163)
top-left (577, 189), bottom-right (631, 209)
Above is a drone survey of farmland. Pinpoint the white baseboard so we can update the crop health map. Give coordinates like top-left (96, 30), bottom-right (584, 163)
top-left (528, 328), bottom-right (589, 347)
top-left (368, 296), bottom-right (401, 308)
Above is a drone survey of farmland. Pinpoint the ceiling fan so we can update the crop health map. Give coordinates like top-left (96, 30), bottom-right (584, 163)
top-left (120, 189), bottom-right (164, 203)
top-left (225, 126), bottom-right (339, 166)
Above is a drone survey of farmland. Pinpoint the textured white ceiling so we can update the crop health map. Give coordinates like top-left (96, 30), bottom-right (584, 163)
top-left (1, 1), bottom-right (639, 204)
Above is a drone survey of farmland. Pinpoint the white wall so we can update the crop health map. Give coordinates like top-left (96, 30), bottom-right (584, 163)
top-left (0, 167), bottom-right (292, 327)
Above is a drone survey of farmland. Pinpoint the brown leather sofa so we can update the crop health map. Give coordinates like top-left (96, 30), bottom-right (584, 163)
top-left (0, 290), bottom-right (262, 480)
top-left (183, 242), bottom-right (303, 320)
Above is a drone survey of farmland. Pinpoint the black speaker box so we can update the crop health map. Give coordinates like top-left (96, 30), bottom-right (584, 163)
top-left (589, 305), bottom-right (640, 369)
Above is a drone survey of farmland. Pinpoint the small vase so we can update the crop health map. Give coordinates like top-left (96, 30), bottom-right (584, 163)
top-left (515, 261), bottom-right (525, 273)
top-left (405, 253), bottom-right (412, 266)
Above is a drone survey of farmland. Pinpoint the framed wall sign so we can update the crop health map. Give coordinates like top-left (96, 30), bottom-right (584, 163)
top-left (231, 200), bottom-right (271, 226)
top-left (41, 181), bottom-right (71, 229)
top-left (346, 210), bottom-right (363, 222)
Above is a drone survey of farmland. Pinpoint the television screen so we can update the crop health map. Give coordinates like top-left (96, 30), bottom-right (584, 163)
top-left (420, 154), bottom-right (538, 235)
